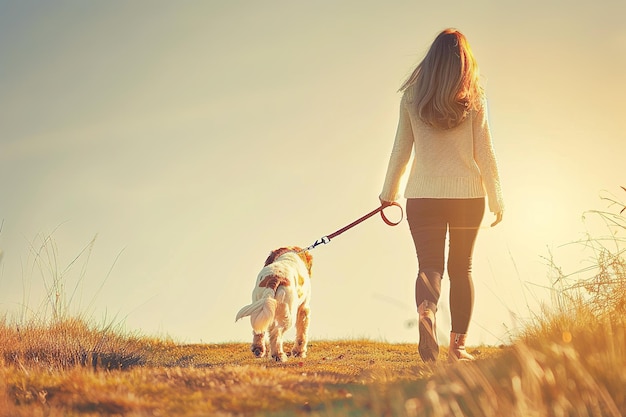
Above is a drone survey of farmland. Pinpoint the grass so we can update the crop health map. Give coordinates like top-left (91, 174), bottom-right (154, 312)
top-left (1, 187), bottom-right (625, 416)
top-left (1, 313), bottom-right (624, 417)
top-left (0, 319), bottom-right (506, 417)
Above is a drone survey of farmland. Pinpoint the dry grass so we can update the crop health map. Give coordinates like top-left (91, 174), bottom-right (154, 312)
top-left (2, 300), bottom-right (624, 417)
top-left (1, 312), bottom-right (624, 416)
top-left (0, 320), bottom-right (503, 416)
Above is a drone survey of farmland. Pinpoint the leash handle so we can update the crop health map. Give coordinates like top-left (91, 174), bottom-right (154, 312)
top-left (379, 201), bottom-right (404, 227)
top-left (304, 202), bottom-right (403, 251)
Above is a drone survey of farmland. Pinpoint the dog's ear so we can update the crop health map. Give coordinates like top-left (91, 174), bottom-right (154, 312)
top-left (264, 250), bottom-right (278, 266)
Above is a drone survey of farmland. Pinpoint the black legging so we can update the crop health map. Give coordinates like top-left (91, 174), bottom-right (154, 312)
top-left (406, 198), bottom-right (485, 334)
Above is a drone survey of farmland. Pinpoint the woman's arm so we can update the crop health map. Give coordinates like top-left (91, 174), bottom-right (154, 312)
top-left (380, 97), bottom-right (414, 203)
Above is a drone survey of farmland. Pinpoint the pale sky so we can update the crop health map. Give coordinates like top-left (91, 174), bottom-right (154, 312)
top-left (1, 1), bottom-right (624, 346)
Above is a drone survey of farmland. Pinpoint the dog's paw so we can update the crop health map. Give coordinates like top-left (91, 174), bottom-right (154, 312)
top-left (291, 350), bottom-right (307, 359)
top-left (272, 352), bottom-right (288, 363)
top-left (252, 346), bottom-right (266, 358)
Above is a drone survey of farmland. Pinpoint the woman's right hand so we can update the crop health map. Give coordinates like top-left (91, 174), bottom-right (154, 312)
top-left (491, 211), bottom-right (503, 227)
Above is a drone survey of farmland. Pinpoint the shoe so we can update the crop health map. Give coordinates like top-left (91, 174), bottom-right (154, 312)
top-left (417, 300), bottom-right (439, 362)
top-left (448, 332), bottom-right (475, 362)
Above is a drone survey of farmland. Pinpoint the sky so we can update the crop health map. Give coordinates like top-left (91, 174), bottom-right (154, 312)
top-left (0, 1), bottom-right (624, 347)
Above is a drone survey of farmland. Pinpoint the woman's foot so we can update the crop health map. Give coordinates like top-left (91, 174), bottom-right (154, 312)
top-left (448, 332), bottom-right (475, 362)
top-left (418, 300), bottom-right (439, 362)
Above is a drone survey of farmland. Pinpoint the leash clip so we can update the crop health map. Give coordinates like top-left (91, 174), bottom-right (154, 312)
top-left (304, 236), bottom-right (330, 251)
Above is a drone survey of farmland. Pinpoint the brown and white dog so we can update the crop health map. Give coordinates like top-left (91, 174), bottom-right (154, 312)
top-left (235, 246), bottom-right (313, 362)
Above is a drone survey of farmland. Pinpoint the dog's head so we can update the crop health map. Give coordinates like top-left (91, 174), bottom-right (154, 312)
top-left (264, 246), bottom-right (313, 277)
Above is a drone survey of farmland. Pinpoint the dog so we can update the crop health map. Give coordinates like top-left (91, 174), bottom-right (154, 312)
top-left (235, 246), bottom-right (313, 362)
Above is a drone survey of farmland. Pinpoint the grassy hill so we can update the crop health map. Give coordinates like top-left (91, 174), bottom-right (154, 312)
top-left (1, 304), bottom-right (624, 417)
top-left (0, 318), bottom-right (496, 416)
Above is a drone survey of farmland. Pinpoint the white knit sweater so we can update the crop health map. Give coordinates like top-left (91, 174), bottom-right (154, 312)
top-left (380, 93), bottom-right (504, 213)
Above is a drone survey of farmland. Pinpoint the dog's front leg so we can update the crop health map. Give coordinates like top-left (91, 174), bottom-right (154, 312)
top-left (292, 305), bottom-right (310, 358)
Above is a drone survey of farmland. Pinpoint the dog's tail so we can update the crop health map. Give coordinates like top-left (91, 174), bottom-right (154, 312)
top-left (235, 288), bottom-right (277, 334)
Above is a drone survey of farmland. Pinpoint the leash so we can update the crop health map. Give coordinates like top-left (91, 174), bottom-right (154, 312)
top-left (303, 202), bottom-right (404, 251)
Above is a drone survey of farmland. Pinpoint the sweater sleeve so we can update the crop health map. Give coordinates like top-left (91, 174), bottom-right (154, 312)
top-left (473, 101), bottom-right (504, 213)
top-left (380, 97), bottom-right (414, 202)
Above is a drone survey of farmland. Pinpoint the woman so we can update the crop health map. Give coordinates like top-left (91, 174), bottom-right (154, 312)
top-left (379, 29), bottom-right (504, 363)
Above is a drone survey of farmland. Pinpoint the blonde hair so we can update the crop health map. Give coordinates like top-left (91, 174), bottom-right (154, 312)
top-left (401, 29), bottom-right (484, 129)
